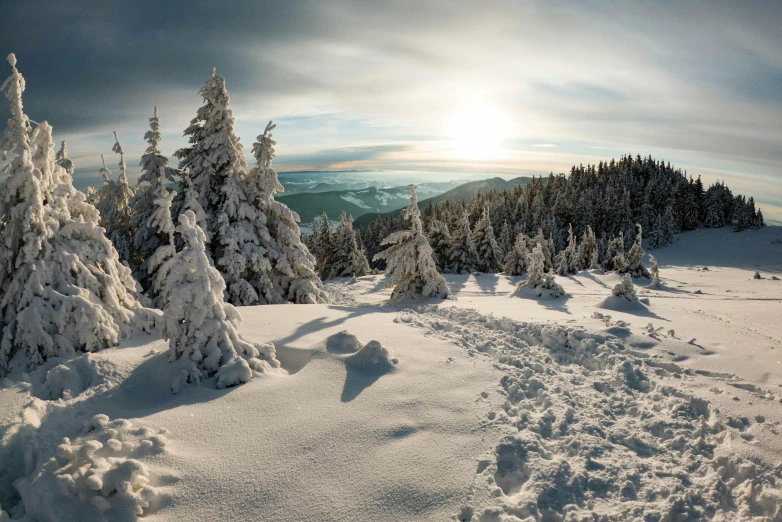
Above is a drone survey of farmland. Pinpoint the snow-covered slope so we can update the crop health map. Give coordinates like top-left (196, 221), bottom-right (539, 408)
top-left (1, 226), bottom-right (781, 521)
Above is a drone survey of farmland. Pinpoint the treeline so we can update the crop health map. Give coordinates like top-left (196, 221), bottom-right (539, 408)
top-left (338, 155), bottom-right (763, 274)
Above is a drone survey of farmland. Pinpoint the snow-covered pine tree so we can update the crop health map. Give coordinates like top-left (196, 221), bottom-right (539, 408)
top-left (145, 168), bottom-right (177, 308)
top-left (174, 67), bottom-right (260, 305)
top-left (498, 220), bottom-right (513, 257)
top-left (311, 212), bottom-right (333, 279)
top-left (472, 207), bottom-right (503, 273)
top-left (530, 228), bottom-right (554, 272)
top-left (619, 224), bottom-right (650, 278)
top-left (131, 106), bottom-right (176, 290)
top-left (246, 122), bottom-right (327, 303)
top-left (575, 225), bottom-right (598, 270)
top-left (612, 274), bottom-right (637, 301)
top-left (555, 223), bottom-right (578, 275)
top-left (373, 185), bottom-right (449, 301)
top-left (159, 210), bottom-right (281, 390)
top-left (602, 232), bottom-right (625, 272)
top-left (446, 209), bottom-right (480, 274)
top-left (503, 233), bottom-right (530, 275)
top-left (510, 243), bottom-right (565, 298)
top-left (0, 55), bottom-right (143, 371)
top-left (649, 255), bottom-right (661, 288)
top-left (426, 219), bottom-right (451, 272)
top-left (95, 132), bottom-right (135, 264)
top-left (327, 212), bottom-right (370, 278)
top-left (55, 140), bottom-right (74, 177)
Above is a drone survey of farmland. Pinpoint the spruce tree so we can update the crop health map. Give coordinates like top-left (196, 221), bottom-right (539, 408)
top-left (446, 209), bottom-right (480, 274)
top-left (503, 233), bottom-right (530, 275)
top-left (602, 232), bottom-right (625, 272)
top-left (426, 219), bottom-right (451, 272)
top-left (620, 224), bottom-right (650, 278)
top-left (374, 185), bottom-right (449, 301)
top-left (575, 226), bottom-right (598, 270)
top-left (555, 223), bottom-right (578, 275)
top-left (472, 207), bottom-right (503, 273)
top-left (246, 122), bottom-right (327, 303)
top-left (159, 211), bottom-right (281, 390)
top-left (498, 220), bottom-right (513, 257)
top-left (95, 133), bottom-right (135, 264)
top-left (0, 55), bottom-right (143, 371)
top-left (145, 169), bottom-right (177, 308)
top-left (510, 244), bottom-right (565, 298)
top-left (328, 212), bottom-right (370, 278)
top-left (131, 106), bottom-right (175, 290)
top-left (311, 213), bottom-right (333, 279)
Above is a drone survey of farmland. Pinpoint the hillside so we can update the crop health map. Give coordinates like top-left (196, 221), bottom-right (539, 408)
top-left (353, 176), bottom-right (533, 228)
top-left (2, 226), bottom-right (781, 521)
top-left (277, 182), bottom-right (462, 224)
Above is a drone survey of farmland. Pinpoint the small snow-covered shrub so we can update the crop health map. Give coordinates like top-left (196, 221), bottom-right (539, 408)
top-left (649, 255), bottom-right (661, 288)
top-left (14, 414), bottom-right (172, 520)
top-left (612, 274), bottom-right (637, 301)
top-left (510, 244), bottom-right (565, 298)
top-left (158, 211), bottom-right (281, 391)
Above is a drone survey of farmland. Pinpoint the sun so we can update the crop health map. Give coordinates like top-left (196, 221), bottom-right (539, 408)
top-left (447, 104), bottom-right (511, 160)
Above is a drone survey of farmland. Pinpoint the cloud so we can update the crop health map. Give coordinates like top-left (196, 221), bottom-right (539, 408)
top-left (1, 0), bottom-right (781, 215)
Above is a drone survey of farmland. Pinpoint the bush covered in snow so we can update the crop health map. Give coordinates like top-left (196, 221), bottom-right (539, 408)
top-left (0, 55), bottom-right (144, 372)
top-left (374, 185), bottom-right (450, 301)
top-left (511, 244), bottom-right (565, 298)
top-left (612, 274), bottom-right (638, 301)
top-left (158, 210), bottom-right (281, 390)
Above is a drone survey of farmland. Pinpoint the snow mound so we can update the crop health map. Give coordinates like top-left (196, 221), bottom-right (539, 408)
top-left (344, 340), bottom-right (397, 373)
top-left (325, 331), bottom-right (363, 354)
top-left (30, 355), bottom-right (121, 400)
top-left (595, 295), bottom-right (651, 314)
top-left (15, 414), bottom-right (174, 521)
top-left (397, 306), bottom-right (782, 521)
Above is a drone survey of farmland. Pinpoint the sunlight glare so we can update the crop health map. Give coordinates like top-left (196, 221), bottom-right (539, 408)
top-left (447, 104), bottom-right (511, 160)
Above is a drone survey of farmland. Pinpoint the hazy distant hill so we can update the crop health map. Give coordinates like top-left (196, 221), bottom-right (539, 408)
top-left (278, 182), bottom-right (463, 224)
top-left (353, 176), bottom-right (533, 228)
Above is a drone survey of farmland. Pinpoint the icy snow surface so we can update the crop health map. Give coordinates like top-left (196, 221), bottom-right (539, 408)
top-left (1, 226), bottom-right (782, 521)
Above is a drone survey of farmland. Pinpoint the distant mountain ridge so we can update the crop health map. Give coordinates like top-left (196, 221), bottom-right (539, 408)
top-left (277, 182), bottom-right (464, 224)
top-left (353, 176), bottom-right (534, 228)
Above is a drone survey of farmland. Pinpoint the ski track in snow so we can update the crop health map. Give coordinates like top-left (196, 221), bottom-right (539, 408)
top-left (395, 305), bottom-right (782, 521)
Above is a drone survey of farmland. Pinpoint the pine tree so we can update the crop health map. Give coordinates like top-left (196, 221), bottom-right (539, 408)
top-left (498, 220), bottom-right (513, 257)
top-left (555, 223), bottom-right (578, 275)
top-left (575, 226), bottom-right (598, 270)
top-left (95, 132), bottom-right (135, 264)
top-left (373, 185), bottom-right (449, 301)
top-left (446, 209), bottom-right (480, 274)
top-left (0, 55), bottom-right (143, 371)
top-left (620, 224), bottom-right (650, 278)
top-left (426, 219), bottom-right (451, 272)
top-left (145, 169), bottom-right (177, 308)
top-left (510, 244), bottom-right (565, 298)
top-left (159, 210), bottom-right (281, 390)
top-left (503, 233), bottom-right (530, 275)
top-left (55, 140), bottom-right (74, 176)
top-left (602, 232), bottom-right (625, 272)
top-left (311, 213), bottom-right (333, 279)
top-left (472, 207), bottom-right (503, 273)
top-left (328, 212), bottom-right (370, 278)
top-left (530, 228), bottom-right (554, 272)
top-left (131, 106), bottom-right (175, 290)
top-left (649, 255), bottom-right (661, 288)
top-left (246, 122), bottom-right (327, 303)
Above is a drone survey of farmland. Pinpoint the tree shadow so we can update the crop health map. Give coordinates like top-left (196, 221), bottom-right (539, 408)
top-left (579, 271), bottom-right (609, 289)
top-left (473, 273), bottom-right (500, 294)
top-left (268, 305), bottom-right (384, 348)
top-left (442, 273), bottom-right (470, 295)
top-left (595, 297), bottom-right (670, 322)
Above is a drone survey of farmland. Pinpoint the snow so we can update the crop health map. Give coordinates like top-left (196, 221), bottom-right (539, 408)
top-left (340, 192), bottom-right (371, 209)
top-left (1, 226), bottom-right (782, 520)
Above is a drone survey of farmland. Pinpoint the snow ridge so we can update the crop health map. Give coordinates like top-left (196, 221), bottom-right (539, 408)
top-left (396, 306), bottom-right (782, 521)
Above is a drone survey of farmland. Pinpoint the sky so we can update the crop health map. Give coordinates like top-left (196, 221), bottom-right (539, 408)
top-left (1, 1), bottom-right (781, 220)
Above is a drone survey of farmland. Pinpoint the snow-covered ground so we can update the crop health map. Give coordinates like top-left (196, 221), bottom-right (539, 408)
top-left (1, 226), bottom-right (782, 521)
